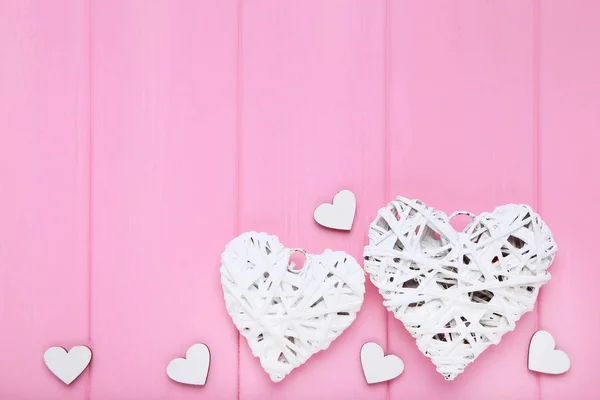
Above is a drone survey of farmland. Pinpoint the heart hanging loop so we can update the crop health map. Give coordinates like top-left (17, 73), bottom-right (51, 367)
top-left (288, 248), bottom-right (308, 272)
top-left (289, 248), bottom-right (307, 254)
top-left (449, 211), bottom-right (476, 221)
top-left (448, 211), bottom-right (476, 232)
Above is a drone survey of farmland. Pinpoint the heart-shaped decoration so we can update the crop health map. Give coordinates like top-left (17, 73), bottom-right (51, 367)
top-left (44, 345), bottom-right (92, 385)
top-left (364, 197), bottom-right (557, 380)
top-left (528, 330), bottom-right (570, 374)
top-left (360, 342), bottom-right (404, 384)
top-left (221, 231), bottom-right (365, 382)
top-left (314, 189), bottom-right (356, 231)
top-left (167, 343), bottom-right (211, 385)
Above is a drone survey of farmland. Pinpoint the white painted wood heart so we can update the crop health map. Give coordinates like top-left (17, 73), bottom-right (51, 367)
top-left (221, 231), bottom-right (365, 382)
top-left (313, 189), bottom-right (356, 231)
top-left (364, 197), bottom-right (557, 380)
top-left (167, 343), bottom-right (211, 385)
top-left (360, 342), bottom-right (404, 384)
top-left (528, 330), bottom-right (570, 374)
top-left (44, 346), bottom-right (92, 385)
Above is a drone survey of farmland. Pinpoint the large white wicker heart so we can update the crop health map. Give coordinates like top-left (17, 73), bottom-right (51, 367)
top-left (221, 231), bottom-right (365, 382)
top-left (364, 197), bottom-right (557, 380)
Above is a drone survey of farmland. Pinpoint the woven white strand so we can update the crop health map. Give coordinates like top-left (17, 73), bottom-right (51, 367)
top-left (364, 197), bottom-right (557, 380)
top-left (221, 231), bottom-right (365, 382)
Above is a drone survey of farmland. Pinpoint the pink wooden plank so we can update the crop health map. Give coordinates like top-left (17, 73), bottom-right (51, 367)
top-left (90, 1), bottom-right (238, 398)
top-left (538, 1), bottom-right (600, 398)
top-left (238, 1), bottom-right (387, 399)
top-left (0, 1), bottom-right (90, 398)
top-left (388, 1), bottom-right (538, 399)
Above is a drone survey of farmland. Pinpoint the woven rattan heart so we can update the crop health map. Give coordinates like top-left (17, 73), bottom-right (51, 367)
top-left (221, 231), bottom-right (365, 382)
top-left (364, 197), bottom-right (557, 380)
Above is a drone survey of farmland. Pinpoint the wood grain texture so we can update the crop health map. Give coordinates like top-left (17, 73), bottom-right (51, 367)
top-left (0, 1), bottom-right (90, 398)
top-left (90, 1), bottom-right (238, 398)
top-left (0, 1), bottom-right (599, 398)
top-left (387, 1), bottom-right (538, 399)
top-left (538, 1), bottom-right (600, 398)
top-left (238, 1), bottom-right (387, 399)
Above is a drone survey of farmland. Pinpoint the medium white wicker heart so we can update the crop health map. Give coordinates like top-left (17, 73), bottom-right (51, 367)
top-left (364, 197), bottom-right (557, 380)
top-left (221, 231), bottom-right (365, 382)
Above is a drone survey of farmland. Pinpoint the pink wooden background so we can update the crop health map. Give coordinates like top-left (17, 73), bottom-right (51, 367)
top-left (0, 1), bottom-right (599, 399)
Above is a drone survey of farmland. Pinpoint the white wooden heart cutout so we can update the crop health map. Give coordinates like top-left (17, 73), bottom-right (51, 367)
top-left (167, 343), bottom-right (211, 385)
top-left (314, 189), bottom-right (356, 230)
top-left (364, 197), bottom-right (557, 380)
top-left (360, 342), bottom-right (404, 384)
top-left (221, 231), bottom-right (365, 382)
top-left (44, 345), bottom-right (92, 385)
top-left (528, 330), bottom-right (570, 374)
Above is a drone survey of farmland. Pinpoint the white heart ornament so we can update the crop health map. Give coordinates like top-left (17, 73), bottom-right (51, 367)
top-left (360, 342), bottom-right (404, 384)
top-left (364, 197), bottom-right (557, 380)
top-left (221, 231), bottom-right (365, 382)
top-left (44, 345), bottom-right (92, 385)
top-left (167, 343), bottom-right (211, 385)
top-left (314, 189), bottom-right (356, 230)
top-left (528, 330), bottom-right (570, 374)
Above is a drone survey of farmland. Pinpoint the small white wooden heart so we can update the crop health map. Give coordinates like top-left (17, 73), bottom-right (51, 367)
top-left (360, 342), bottom-right (404, 384)
top-left (314, 189), bottom-right (356, 231)
top-left (528, 330), bottom-right (570, 374)
top-left (43, 345), bottom-right (92, 385)
top-left (221, 231), bottom-right (365, 382)
top-left (167, 343), bottom-right (211, 385)
top-left (364, 197), bottom-right (557, 380)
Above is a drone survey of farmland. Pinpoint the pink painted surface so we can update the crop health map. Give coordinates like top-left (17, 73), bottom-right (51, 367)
top-left (238, 2), bottom-right (387, 399)
top-left (387, 2), bottom-right (538, 399)
top-left (0, 1), bottom-right (90, 399)
top-left (0, 1), bottom-right (599, 399)
top-left (90, 1), bottom-right (238, 399)
top-left (538, 1), bottom-right (600, 399)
